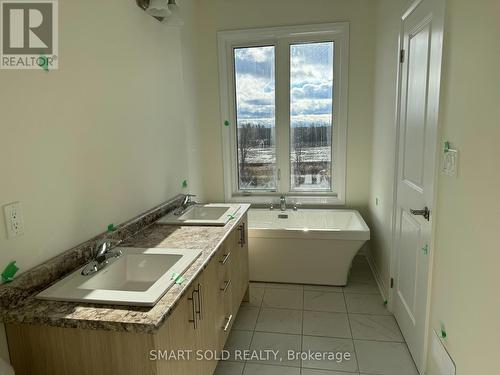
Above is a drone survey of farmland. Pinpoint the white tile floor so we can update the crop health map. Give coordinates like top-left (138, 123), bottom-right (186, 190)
top-left (215, 256), bottom-right (419, 375)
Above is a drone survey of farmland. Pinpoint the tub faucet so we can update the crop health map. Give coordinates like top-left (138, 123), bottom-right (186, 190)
top-left (280, 195), bottom-right (286, 211)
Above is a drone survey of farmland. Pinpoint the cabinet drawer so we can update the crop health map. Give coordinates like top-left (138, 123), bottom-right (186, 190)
top-left (219, 281), bottom-right (234, 348)
top-left (217, 239), bottom-right (232, 283)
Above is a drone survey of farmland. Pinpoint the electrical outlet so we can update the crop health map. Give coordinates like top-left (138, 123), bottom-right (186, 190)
top-left (3, 201), bottom-right (24, 239)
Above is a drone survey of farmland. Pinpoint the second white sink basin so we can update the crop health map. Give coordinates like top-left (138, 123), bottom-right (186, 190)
top-left (36, 247), bottom-right (202, 306)
top-left (180, 206), bottom-right (230, 221)
top-left (157, 203), bottom-right (241, 226)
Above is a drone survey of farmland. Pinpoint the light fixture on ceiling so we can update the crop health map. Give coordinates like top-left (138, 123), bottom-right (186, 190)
top-left (146, 0), bottom-right (171, 18)
top-left (136, 0), bottom-right (183, 26)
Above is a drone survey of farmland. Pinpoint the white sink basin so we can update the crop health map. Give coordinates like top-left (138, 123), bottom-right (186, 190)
top-left (36, 247), bottom-right (202, 306)
top-left (157, 203), bottom-right (241, 226)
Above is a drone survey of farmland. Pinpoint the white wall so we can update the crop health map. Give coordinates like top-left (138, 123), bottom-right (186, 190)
top-left (426, 0), bottom-right (500, 372)
top-left (368, 0), bottom-right (411, 294)
top-left (0, 0), bottom-right (198, 361)
top-left (179, 0), bottom-right (206, 203)
top-left (191, 0), bottom-right (377, 216)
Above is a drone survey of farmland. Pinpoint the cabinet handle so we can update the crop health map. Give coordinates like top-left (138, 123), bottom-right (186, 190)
top-left (238, 222), bottom-right (246, 247)
top-left (188, 289), bottom-right (198, 329)
top-left (195, 283), bottom-right (203, 320)
top-left (220, 280), bottom-right (231, 293)
top-left (219, 252), bottom-right (231, 265)
top-left (223, 314), bottom-right (233, 332)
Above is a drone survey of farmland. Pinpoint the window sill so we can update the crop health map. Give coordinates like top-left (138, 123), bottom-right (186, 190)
top-left (225, 193), bottom-right (345, 206)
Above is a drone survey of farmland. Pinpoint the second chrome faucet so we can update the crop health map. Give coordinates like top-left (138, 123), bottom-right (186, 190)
top-left (280, 195), bottom-right (286, 211)
top-left (269, 196), bottom-right (299, 211)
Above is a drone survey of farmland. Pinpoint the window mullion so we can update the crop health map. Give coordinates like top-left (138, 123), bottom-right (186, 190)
top-left (275, 39), bottom-right (290, 194)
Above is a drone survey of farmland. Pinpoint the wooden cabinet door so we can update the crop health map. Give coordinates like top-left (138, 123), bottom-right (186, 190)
top-left (154, 282), bottom-right (201, 375)
top-left (230, 227), bottom-right (243, 314)
top-left (217, 236), bottom-right (234, 349)
top-left (237, 215), bottom-right (249, 300)
top-left (231, 215), bottom-right (249, 310)
top-left (196, 255), bottom-right (221, 375)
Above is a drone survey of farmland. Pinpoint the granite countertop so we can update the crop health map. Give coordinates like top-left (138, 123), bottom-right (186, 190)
top-left (0, 203), bottom-right (250, 334)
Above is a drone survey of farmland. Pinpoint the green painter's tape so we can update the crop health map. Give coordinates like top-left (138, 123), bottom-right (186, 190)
top-left (422, 244), bottom-right (429, 255)
top-left (171, 272), bottom-right (185, 285)
top-left (224, 120), bottom-right (230, 127)
top-left (107, 224), bottom-right (116, 232)
top-left (227, 214), bottom-right (235, 221)
top-left (182, 180), bottom-right (188, 188)
top-left (1, 261), bottom-right (19, 283)
top-left (444, 141), bottom-right (450, 153)
top-left (440, 323), bottom-right (447, 338)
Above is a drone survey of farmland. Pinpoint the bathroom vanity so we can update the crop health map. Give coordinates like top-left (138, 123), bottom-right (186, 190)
top-left (1, 201), bottom-right (250, 375)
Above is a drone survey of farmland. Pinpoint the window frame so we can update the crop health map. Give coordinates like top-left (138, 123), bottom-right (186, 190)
top-left (217, 23), bottom-right (349, 205)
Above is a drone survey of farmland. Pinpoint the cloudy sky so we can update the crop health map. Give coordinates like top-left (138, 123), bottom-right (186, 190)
top-left (234, 42), bottom-right (334, 128)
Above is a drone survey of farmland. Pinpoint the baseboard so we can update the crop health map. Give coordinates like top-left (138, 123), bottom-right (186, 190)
top-left (365, 250), bottom-right (388, 303)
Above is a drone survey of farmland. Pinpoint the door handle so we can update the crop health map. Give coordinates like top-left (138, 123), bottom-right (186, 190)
top-left (410, 206), bottom-right (430, 221)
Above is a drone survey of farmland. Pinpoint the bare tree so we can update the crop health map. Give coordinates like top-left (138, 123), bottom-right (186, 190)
top-left (238, 123), bottom-right (252, 183)
top-left (293, 129), bottom-right (306, 186)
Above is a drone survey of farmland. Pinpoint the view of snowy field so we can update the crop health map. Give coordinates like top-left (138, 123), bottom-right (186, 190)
top-left (245, 146), bottom-right (331, 164)
top-left (238, 146), bottom-right (332, 190)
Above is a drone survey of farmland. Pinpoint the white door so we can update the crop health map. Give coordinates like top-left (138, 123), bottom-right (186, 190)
top-left (393, 0), bottom-right (444, 373)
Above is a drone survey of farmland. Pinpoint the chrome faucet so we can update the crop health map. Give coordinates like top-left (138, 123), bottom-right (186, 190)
top-left (174, 194), bottom-right (197, 216)
top-left (280, 195), bottom-right (286, 211)
top-left (82, 239), bottom-right (122, 276)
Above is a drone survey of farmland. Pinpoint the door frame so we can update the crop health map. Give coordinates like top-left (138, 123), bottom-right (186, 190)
top-left (388, 0), bottom-right (446, 372)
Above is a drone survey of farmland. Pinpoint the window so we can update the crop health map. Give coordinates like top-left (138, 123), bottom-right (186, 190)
top-left (218, 23), bottom-right (349, 204)
top-left (290, 41), bottom-right (334, 191)
top-left (234, 46), bottom-right (276, 190)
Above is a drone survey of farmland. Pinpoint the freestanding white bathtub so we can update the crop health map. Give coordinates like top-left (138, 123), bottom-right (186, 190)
top-left (248, 209), bottom-right (370, 286)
